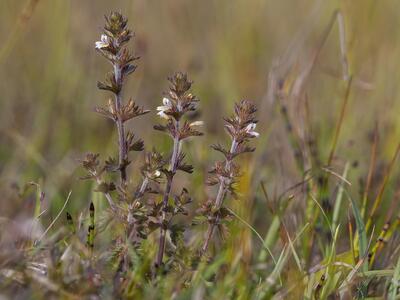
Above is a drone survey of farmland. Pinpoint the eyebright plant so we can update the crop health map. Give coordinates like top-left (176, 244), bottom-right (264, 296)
top-left (82, 12), bottom-right (157, 267)
top-left (199, 100), bottom-right (259, 254)
top-left (153, 72), bottom-right (203, 266)
top-left (94, 11), bottom-right (148, 187)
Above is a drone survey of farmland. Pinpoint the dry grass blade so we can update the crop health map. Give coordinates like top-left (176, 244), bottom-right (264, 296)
top-left (36, 191), bottom-right (72, 244)
top-left (226, 207), bottom-right (277, 266)
top-left (366, 142), bottom-right (400, 233)
top-left (361, 123), bottom-right (379, 219)
top-left (327, 76), bottom-right (353, 166)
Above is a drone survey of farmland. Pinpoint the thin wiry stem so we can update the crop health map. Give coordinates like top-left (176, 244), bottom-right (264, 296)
top-left (201, 139), bottom-right (237, 255)
top-left (36, 190), bottom-right (72, 244)
top-left (361, 123), bottom-right (378, 219)
top-left (156, 120), bottom-right (181, 266)
top-left (336, 10), bottom-right (350, 81)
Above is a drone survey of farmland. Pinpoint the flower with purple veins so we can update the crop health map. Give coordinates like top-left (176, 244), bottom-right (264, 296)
top-left (95, 34), bottom-right (110, 50)
top-left (245, 123), bottom-right (259, 138)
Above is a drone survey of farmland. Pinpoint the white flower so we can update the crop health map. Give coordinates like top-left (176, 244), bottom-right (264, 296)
top-left (157, 111), bottom-right (169, 119)
top-left (163, 97), bottom-right (171, 106)
top-left (95, 34), bottom-right (110, 49)
top-left (189, 121), bottom-right (204, 127)
top-left (156, 97), bottom-right (172, 112)
top-left (245, 123), bottom-right (259, 137)
top-left (153, 170), bottom-right (161, 177)
top-left (156, 97), bottom-right (173, 119)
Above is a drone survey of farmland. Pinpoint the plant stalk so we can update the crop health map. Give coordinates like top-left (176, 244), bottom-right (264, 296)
top-left (201, 139), bottom-right (237, 255)
top-left (114, 62), bottom-right (127, 184)
top-left (156, 120), bottom-right (180, 266)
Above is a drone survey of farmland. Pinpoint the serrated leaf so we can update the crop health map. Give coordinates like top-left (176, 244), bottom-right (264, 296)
top-left (129, 139), bottom-right (144, 152)
top-left (104, 157), bottom-right (119, 172)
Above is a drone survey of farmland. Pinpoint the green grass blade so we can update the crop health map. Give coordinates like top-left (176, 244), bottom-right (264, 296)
top-left (388, 255), bottom-right (400, 299)
top-left (346, 189), bottom-right (368, 297)
top-left (332, 162), bottom-right (350, 233)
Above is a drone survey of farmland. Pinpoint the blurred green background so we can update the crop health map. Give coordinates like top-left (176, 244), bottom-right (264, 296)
top-left (1, 0), bottom-right (400, 220)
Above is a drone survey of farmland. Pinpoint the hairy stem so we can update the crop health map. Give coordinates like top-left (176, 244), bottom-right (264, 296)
top-left (156, 120), bottom-right (181, 266)
top-left (201, 139), bottom-right (237, 255)
top-left (114, 63), bottom-right (127, 184)
top-left (138, 177), bottom-right (149, 196)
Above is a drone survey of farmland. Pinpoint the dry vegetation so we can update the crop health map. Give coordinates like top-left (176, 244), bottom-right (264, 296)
top-left (1, 1), bottom-right (400, 299)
